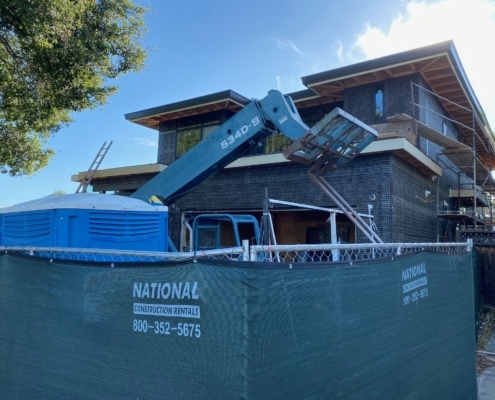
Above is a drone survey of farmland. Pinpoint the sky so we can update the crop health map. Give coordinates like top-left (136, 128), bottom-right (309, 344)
top-left (1, 0), bottom-right (494, 207)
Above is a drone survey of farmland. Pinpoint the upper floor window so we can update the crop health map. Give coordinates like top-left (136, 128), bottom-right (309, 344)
top-left (375, 87), bottom-right (384, 118)
top-left (265, 133), bottom-right (292, 154)
top-left (246, 101), bottom-right (340, 157)
top-left (243, 133), bottom-right (293, 157)
top-left (176, 121), bottom-right (220, 158)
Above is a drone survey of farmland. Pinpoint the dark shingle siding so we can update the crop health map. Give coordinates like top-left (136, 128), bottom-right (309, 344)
top-left (169, 154), bottom-right (396, 244)
top-left (158, 121), bottom-right (177, 165)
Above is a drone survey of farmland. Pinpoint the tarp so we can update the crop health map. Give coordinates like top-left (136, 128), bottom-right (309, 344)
top-left (0, 251), bottom-right (476, 399)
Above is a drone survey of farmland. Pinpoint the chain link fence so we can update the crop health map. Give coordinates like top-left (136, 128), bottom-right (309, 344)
top-left (252, 241), bottom-right (472, 263)
top-left (0, 246), bottom-right (245, 264)
top-left (1, 241), bottom-right (472, 264)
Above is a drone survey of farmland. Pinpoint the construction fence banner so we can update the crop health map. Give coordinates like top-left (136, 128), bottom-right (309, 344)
top-left (0, 251), bottom-right (476, 399)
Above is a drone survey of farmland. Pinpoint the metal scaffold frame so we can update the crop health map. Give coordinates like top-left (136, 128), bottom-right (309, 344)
top-left (410, 81), bottom-right (495, 236)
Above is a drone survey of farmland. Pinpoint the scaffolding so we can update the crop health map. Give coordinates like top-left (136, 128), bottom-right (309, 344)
top-left (410, 81), bottom-right (495, 240)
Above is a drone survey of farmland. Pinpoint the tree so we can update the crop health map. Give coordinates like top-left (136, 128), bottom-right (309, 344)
top-left (0, 0), bottom-right (147, 176)
top-left (47, 190), bottom-right (67, 196)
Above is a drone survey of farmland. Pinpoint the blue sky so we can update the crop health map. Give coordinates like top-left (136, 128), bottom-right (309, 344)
top-left (1, 0), bottom-right (494, 207)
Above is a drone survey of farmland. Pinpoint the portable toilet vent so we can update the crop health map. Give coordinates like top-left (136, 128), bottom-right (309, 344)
top-left (0, 193), bottom-right (168, 255)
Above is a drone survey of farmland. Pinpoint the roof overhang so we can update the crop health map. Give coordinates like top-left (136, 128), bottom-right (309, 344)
top-left (301, 40), bottom-right (495, 168)
top-left (125, 90), bottom-right (250, 130)
top-left (362, 137), bottom-right (442, 176)
top-left (71, 163), bottom-right (166, 182)
top-left (449, 188), bottom-right (490, 207)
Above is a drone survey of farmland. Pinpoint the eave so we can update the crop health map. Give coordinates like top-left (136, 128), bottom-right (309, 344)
top-left (301, 40), bottom-right (495, 169)
top-left (362, 137), bottom-right (442, 177)
top-left (124, 90), bottom-right (250, 130)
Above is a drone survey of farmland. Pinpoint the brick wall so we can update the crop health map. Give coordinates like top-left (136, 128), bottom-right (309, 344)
top-left (128, 72), bottom-right (473, 248)
top-left (169, 154), bottom-right (397, 245)
top-left (390, 155), bottom-right (440, 242)
top-left (157, 121), bottom-right (176, 165)
top-left (343, 75), bottom-right (420, 125)
top-left (167, 149), bottom-right (453, 246)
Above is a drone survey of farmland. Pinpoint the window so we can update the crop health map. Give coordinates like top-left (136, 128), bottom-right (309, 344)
top-left (175, 120), bottom-right (297, 159)
top-left (202, 123), bottom-right (218, 138)
top-left (176, 125), bottom-right (201, 158)
top-left (375, 87), bottom-right (384, 118)
top-left (176, 121), bottom-right (220, 158)
top-left (264, 133), bottom-right (292, 154)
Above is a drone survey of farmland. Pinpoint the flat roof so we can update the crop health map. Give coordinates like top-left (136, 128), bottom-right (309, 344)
top-left (125, 90), bottom-right (250, 130)
top-left (121, 41), bottom-right (494, 168)
top-left (301, 40), bottom-right (495, 168)
top-left (71, 163), bottom-right (166, 182)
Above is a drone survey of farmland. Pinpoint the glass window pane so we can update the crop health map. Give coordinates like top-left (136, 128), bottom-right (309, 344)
top-left (265, 134), bottom-right (292, 154)
top-left (375, 88), bottom-right (384, 118)
top-left (176, 127), bottom-right (201, 157)
top-left (202, 123), bottom-right (220, 138)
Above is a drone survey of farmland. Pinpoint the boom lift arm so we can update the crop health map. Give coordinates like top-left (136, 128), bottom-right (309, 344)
top-left (131, 90), bottom-right (310, 205)
top-left (130, 89), bottom-right (380, 242)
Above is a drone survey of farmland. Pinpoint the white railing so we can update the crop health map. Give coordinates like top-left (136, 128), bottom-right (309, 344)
top-left (249, 241), bottom-right (472, 263)
top-left (0, 246), bottom-right (244, 264)
top-left (1, 240), bottom-right (472, 264)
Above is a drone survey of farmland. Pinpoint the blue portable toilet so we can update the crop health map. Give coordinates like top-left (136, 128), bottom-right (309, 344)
top-left (0, 193), bottom-right (168, 253)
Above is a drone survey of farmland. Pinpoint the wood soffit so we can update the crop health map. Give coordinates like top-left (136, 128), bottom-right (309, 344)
top-left (305, 53), bottom-right (495, 169)
top-left (126, 44), bottom-right (494, 169)
top-left (129, 99), bottom-right (245, 130)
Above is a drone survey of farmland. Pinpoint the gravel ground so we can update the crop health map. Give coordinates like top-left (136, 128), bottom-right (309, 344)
top-left (477, 352), bottom-right (495, 376)
top-left (477, 316), bottom-right (495, 399)
top-left (477, 308), bottom-right (495, 375)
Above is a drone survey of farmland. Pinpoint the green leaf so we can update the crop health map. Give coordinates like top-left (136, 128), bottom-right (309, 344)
top-left (0, 0), bottom-right (148, 175)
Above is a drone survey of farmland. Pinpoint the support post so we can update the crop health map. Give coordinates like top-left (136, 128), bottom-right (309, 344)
top-left (329, 212), bottom-right (340, 261)
top-left (242, 240), bottom-right (250, 261)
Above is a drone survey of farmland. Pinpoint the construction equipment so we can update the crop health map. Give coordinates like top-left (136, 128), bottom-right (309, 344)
top-left (130, 90), bottom-right (379, 244)
top-left (76, 141), bottom-right (113, 193)
top-left (283, 107), bottom-right (383, 243)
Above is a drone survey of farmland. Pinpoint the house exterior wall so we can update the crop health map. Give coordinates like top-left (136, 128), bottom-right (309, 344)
top-left (110, 69), bottom-right (481, 247)
top-left (343, 75), bottom-right (419, 126)
top-left (150, 74), bottom-right (470, 246)
top-left (414, 75), bottom-right (472, 188)
top-left (168, 153), bottom-right (396, 246)
top-left (167, 148), bottom-right (445, 246)
top-left (390, 154), bottom-right (440, 242)
top-left (340, 74), bottom-right (473, 241)
top-left (157, 121), bottom-right (176, 165)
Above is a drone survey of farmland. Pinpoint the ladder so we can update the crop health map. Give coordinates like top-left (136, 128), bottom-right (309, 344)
top-left (259, 188), bottom-right (281, 261)
top-left (76, 141), bottom-right (113, 193)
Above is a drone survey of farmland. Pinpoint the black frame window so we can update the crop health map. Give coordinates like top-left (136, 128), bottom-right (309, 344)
top-left (176, 121), bottom-right (220, 158)
top-left (264, 134), bottom-right (292, 154)
top-left (375, 86), bottom-right (384, 118)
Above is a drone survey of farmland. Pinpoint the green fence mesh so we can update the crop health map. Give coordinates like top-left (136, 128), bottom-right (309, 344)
top-left (0, 251), bottom-right (476, 399)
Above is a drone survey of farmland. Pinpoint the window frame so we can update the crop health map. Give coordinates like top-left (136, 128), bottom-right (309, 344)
top-left (175, 120), bottom-right (220, 158)
top-left (374, 86), bottom-right (384, 119)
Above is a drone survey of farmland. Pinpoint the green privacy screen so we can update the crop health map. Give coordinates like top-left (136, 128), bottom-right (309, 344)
top-left (0, 251), bottom-right (476, 399)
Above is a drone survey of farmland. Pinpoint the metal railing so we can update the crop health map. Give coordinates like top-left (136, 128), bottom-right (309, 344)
top-left (250, 241), bottom-right (472, 263)
top-left (1, 240), bottom-right (472, 265)
top-left (0, 246), bottom-right (242, 264)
